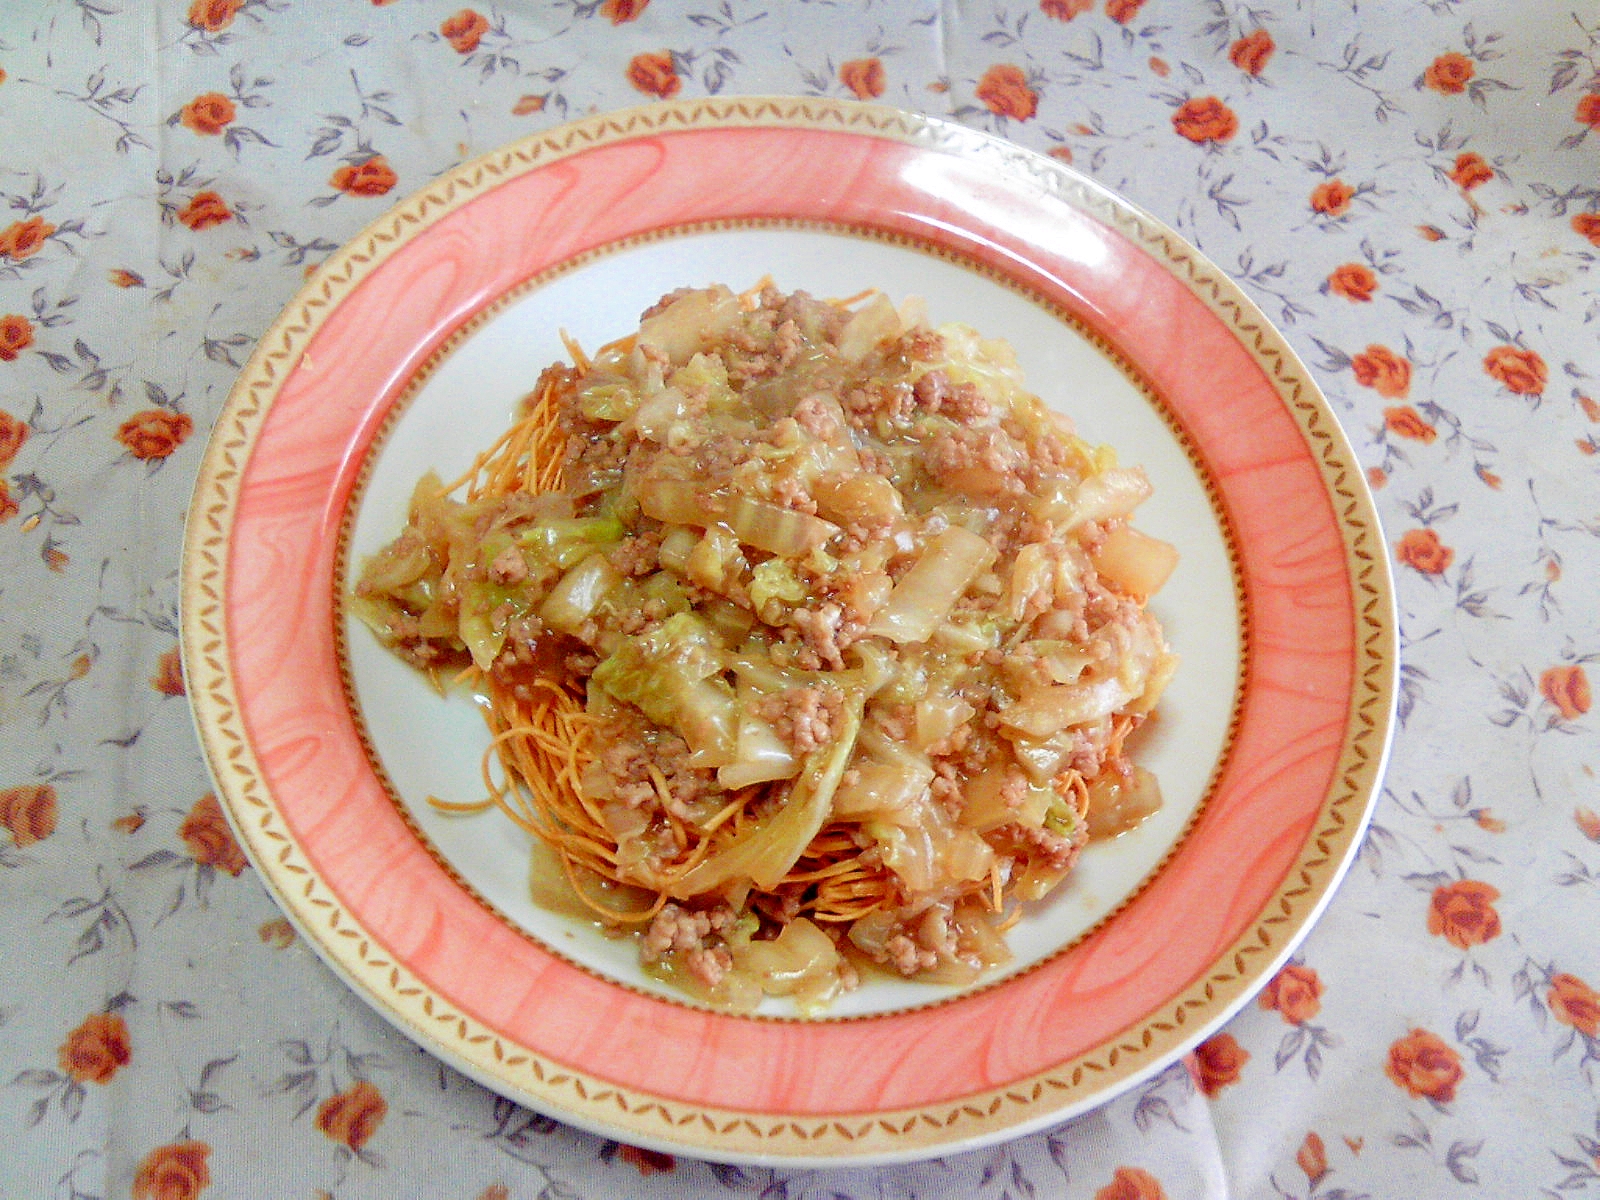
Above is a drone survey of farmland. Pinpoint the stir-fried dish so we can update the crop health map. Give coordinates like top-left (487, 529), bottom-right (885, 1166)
top-left (353, 283), bottom-right (1178, 1013)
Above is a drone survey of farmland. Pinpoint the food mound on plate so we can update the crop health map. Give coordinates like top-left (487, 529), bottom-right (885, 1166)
top-left (353, 282), bottom-right (1179, 1013)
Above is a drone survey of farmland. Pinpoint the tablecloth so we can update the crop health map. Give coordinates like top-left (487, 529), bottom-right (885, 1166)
top-left (2, 1), bottom-right (1597, 1196)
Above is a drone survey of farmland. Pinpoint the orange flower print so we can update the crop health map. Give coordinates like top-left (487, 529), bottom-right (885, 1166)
top-left (259, 917), bottom-right (296, 948)
top-left (512, 93), bottom-right (548, 116)
top-left (1449, 151), bottom-right (1493, 190)
top-left (180, 793), bottom-right (248, 877)
top-left (1229, 30), bottom-right (1274, 76)
top-left (58, 1011), bottom-right (132, 1084)
top-left (1418, 223), bottom-right (1447, 241)
top-left (1540, 665), bottom-right (1591, 721)
top-left (1325, 262), bottom-right (1376, 301)
top-left (315, 1079), bottom-right (388, 1152)
top-left (117, 408), bottom-right (193, 459)
top-left (600, 0), bottom-right (649, 22)
top-left (1171, 96), bottom-right (1238, 143)
top-left (132, 1141), bottom-right (212, 1200)
top-left (1384, 405), bottom-right (1437, 442)
top-left (0, 313), bottom-right (35, 361)
top-left (179, 92), bottom-right (236, 135)
top-left (0, 215), bottom-right (55, 260)
top-left (1482, 344), bottom-right (1547, 396)
top-left (618, 1144), bottom-right (676, 1175)
top-left (1351, 345), bottom-right (1411, 398)
top-left (1423, 52), bottom-right (1474, 94)
top-left (1095, 1166), bottom-right (1167, 1200)
top-left (152, 645), bottom-right (186, 696)
top-left (187, 0), bottom-right (242, 33)
top-left (1549, 973), bottom-right (1600, 1037)
top-left (1, 783), bottom-right (57, 846)
top-left (1259, 963), bottom-right (1324, 1024)
top-left (840, 58), bottom-right (886, 100)
top-left (627, 51), bottom-right (681, 99)
top-left (109, 268), bottom-right (146, 288)
top-left (976, 65), bottom-right (1038, 121)
top-left (1148, 56), bottom-right (1170, 78)
top-left (178, 190), bottom-right (232, 231)
top-left (1427, 880), bottom-right (1501, 948)
top-left (1396, 528), bottom-right (1453, 575)
top-left (1041, 0), bottom-right (1094, 18)
top-left (1297, 1132), bottom-right (1328, 1182)
top-left (330, 155), bottom-right (398, 198)
top-left (1386, 1028), bottom-right (1462, 1102)
top-left (1576, 808), bottom-right (1600, 842)
top-left (1576, 93), bottom-right (1600, 130)
top-left (0, 407), bottom-right (27, 469)
top-left (0, 479), bottom-right (18, 524)
top-left (1106, 0), bottom-right (1146, 24)
top-left (1573, 212), bottom-right (1600, 246)
top-left (1311, 178), bottom-right (1355, 216)
top-left (441, 9), bottom-right (490, 54)
top-left (1191, 1032), bottom-right (1249, 1097)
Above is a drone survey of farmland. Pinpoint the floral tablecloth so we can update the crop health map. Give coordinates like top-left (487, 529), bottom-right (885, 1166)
top-left (3, 1), bottom-right (1598, 1197)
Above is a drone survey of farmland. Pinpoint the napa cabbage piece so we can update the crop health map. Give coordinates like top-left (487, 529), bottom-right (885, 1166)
top-left (590, 612), bottom-right (737, 764)
top-left (867, 525), bottom-right (997, 645)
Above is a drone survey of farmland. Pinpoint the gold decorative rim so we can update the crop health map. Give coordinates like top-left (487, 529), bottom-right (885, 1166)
top-left (182, 97), bottom-right (1397, 1164)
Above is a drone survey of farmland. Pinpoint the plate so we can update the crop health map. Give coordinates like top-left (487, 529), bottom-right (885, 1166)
top-left (181, 98), bottom-right (1396, 1165)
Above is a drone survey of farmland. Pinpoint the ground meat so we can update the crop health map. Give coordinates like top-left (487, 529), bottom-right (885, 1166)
top-left (995, 821), bottom-right (1083, 872)
top-left (640, 902), bottom-right (736, 967)
top-left (487, 545), bottom-right (528, 585)
top-left (785, 602), bottom-right (853, 670)
top-left (685, 946), bottom-right (733, 988)
top-left (791, 393), bottom-right (841, 441)
top-left (721, 308), bottom-right (800, 384)
top-left (608, 527), bottom-right (664, 577)
top-left (930, 766), bottom-right (963, 817)
top-left (925, 721), bottom-right (974, 760)
top-left (912, 369), bottom-right (949, 412)
top-left (874, 705), bottom-right (914, 742)
top-left (910, 372), bottom-right (991, 424)
top-left (691, 431), bottom-right (756, 479)
top-left (563, 651), bottom-right (599, 676)
top-left (760, 686), bottom-right (844, 754)
top-left (899, 328), bottom-right (945, 362)
top-left (772, 319), bottom-right (805, 372)
top-left (769, 473), bottom-right (819, 514)
top-left (885, 933), bottom-right (937, 976)
top-left (924, 426), bottom-right (1030, 496)
top-left (944, 382), bottom-right (992, 424)
top-left (844, 380), bottom-right (916, 424)
top-left (779, 288), bottom-right (849, 344)
top-left (1000, 771), bottom-right (1030, 810)
top-left (599, 732), bottom-right (714, 818)
top-left (854, 445), bottom-right (895, 477)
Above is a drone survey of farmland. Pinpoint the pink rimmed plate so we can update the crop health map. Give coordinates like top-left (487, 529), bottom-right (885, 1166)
top-left (180, 98), bottom-right (1395, 1166)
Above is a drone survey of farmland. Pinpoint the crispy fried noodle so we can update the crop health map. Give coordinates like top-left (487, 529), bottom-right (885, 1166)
top-left (353, 283), bottom-right (1179, 1013)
